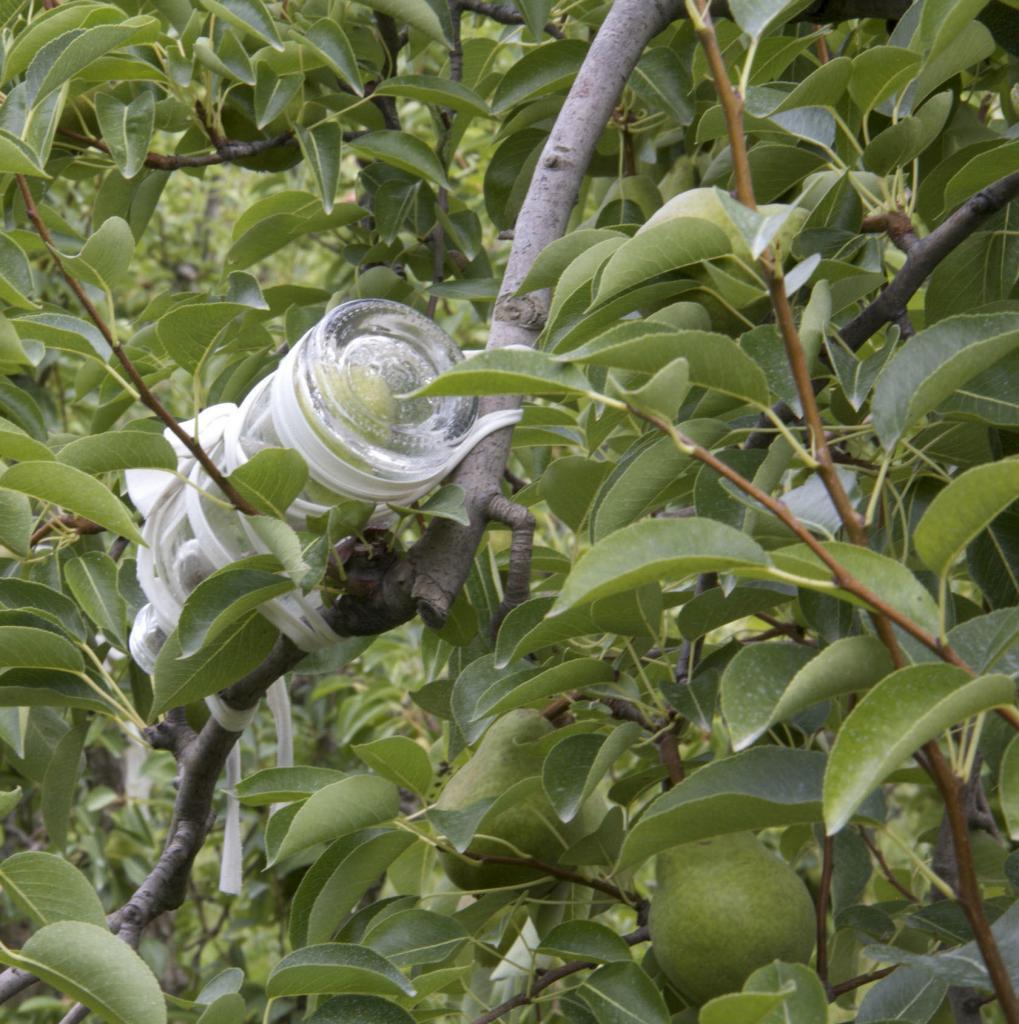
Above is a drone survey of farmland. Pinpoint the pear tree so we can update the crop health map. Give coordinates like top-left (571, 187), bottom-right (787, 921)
top-left (0, 1), bottom-right (1018, 1023)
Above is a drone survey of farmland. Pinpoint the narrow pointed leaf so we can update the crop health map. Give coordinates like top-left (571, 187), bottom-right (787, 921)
top-left (823, 666), bottom-right (1014, 833)
top-left (552, 518), bottom-right (769, 614)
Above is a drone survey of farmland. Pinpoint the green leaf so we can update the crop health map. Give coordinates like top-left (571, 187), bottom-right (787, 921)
top-left (195, 993), bottom-right (246, 1024)
top-left (417, 348), bottom-right (589, 397)
top-left (289, 831), bottom-right (415, 948)
top-left (0, 920), bottom-right (166, 1024)
top-left (151, 614), bottom-right (278, 716)
top-left (63, 216), bottom-right (134, 290)
top-left (472, 657), bottom-right (614, 721)
top-left (57, 431), bottom-right (177, 474)
top-left (41, 716), bottom-right (88, 851)
top-left (0, 461), bottom-right (143, 545)
top-left (301, 19), bottom-right (362, 93)
top-left (999, 735), bottom-right (1019, 841)
top-left (26, 19), bottom-right (160, 107)
top-left (865, 901), bottom-right (1019, 991)
top-left (767, 541), bottom-right (941, 635)
top-left (254, 65), bottom-right (301, 128)
top-left (515, 230), bottom-right (626, 295)
top-left (823, 665), bottom-right (1014, 833)
top-left (177, 558), bottom-right (294, 658)
top-left (914, 459), bottom-right (1019, 577)
top-left (95, 91), bottom-right (154, 179)
top-left (744, 963), bottom-right (827, 1024)
top-left (0, 852), bottom-right (106, 927)
top-left (307, 996), bottom-right (414, 1024)
top-left (266, 944), bottom-right (415, 998)
top-left (198, 0), bottom-right (283, 50)
top-left (491, 39), bottom-right (587, 113)
top-left (871, 313), bottom-right (1019, 450)
top-left (720, 643), bottom-right (816, 751)
top-left (594, 218), bottom-right (732, 303)
top-left (13, 313), bottom-right (111, 362)
top-left (235, 765), bottom-right (346, 806)
top-left (0, 626), bottom-right (83, 672)
top-left (0, 128), bottom-right (49, 176)
top-left (227, 448), bottom-right (308, 518)
top-left (0, 427), bottom-right (54, 462)
top-left (552, 518), bottom-right (769, 614)
top-left (729, 0), bottom-right (814, 37)
top-left (943, 139), bottom-right (1019, 211)
top-left (538, 920), bottom-right (633, 963)
top-left (296, 122), bottom-right (342, 213)
top-left (0, 784), bottom-right (20, 817)
top-left (610, 357), bottom-right (689, 421)
top-left (349, 131), bottom-right (449, 190)
top-left (855, 966), bottom-right (947, 1023)
top-left (352, 737), bottom-right (433, 795)
top-left (267, 774), bottom-right (400, 865)
top-left (374, 75), bottom-right (489, 117)
top-left (617, 747), bottom-right (884, 872)
top-left (542, 722), bottom-right (641, 822)
top-left (389, 484), bottom-right (469, 526)
top-left (726, 636), bottom-right (895, 751)
top-left (699, 991), bottom-right (793, 1024)
top-left (0, 231), bottom-right (39, 309)
top-left (352, 0), bottom-right (446, 44)
top-left (579, 962), bottom-right (669, 1024)
top-left (364, 908), bottom-right (467, 967)
top-left (155, 300), bottom-right (249, 373)
top-left (64, 553), bottom-right (126, 646)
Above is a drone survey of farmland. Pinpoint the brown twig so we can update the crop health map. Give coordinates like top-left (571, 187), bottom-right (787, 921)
top-left (828, 965), bottom-right (897, 999)
top-left (30, 514), bottom-right (104, 547)
top-left (15, 176), bottom-right (258, 516)
top-left (458, 0), bottom-right (564, 38)
top-left (460, 850), bottom-right (638, 904)
top-left (469, 925), bottom-right (650, 1024)
top-left (56, 127), bottom-right (298, 171)
top-left (859, 828), bottom-right (917, 902)
top-left (843, 171), bottom-right (1019, 351)
top-left (925, 742), bottom-right (1019, 1021)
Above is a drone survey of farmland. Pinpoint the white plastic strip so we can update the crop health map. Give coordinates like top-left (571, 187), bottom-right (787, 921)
top-left (219, 745), bottom-right (243, 896)
top-left (205, 694), bottom-right (258, 733)
top-left (204, 694), bottom-right (259, 895)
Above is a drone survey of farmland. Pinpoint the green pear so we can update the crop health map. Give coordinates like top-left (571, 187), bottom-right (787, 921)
top-left (435, 710), bottom-right (587, 891)
top-left (649, 832), bottom-right (815, 1005)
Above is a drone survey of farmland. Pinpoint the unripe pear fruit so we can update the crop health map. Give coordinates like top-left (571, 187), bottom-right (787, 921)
top-left (435, 710), bottom-right (589, 891)
top-left (640, 187), bottom-right (807, 261)
top-left (649, 832), bottom-right (815, 1005)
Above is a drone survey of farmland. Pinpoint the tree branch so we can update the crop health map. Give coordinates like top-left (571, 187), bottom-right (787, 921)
top-left (925, 743), bottom-right (1019, 1022)
top-left (394, 0), bottom-right (683, 631)
top-left (56, 127), bottom-right (299, 171)
top-left (842, 171), bottom-right (1019, 351)
top-left (469, 925), bottom-right (650, 1024)
top-left (15, 176), bottom-right (259, 516)
top-left (458, 0), bottom-right (564, 38)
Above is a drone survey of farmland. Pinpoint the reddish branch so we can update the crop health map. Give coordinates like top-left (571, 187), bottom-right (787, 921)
top-left (14, 176), bottom-right (258, 515)
top-left (925, 743), bottom-right (1019, 1022)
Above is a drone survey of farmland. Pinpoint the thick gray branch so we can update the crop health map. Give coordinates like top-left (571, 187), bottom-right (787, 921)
top-left (842, 171), bottom-right (1019, 351)
top-left (399, 0), bottom-right (683, 628)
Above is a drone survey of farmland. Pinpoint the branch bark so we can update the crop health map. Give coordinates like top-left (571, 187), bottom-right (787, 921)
top-left (359, 0), bottom-right (684, 632)
top-left (842, 171), bottom-right (1019, 351)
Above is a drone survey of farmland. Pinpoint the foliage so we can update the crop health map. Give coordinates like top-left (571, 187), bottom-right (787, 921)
top-left (0, 0), bottom-right (1017, 1022)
